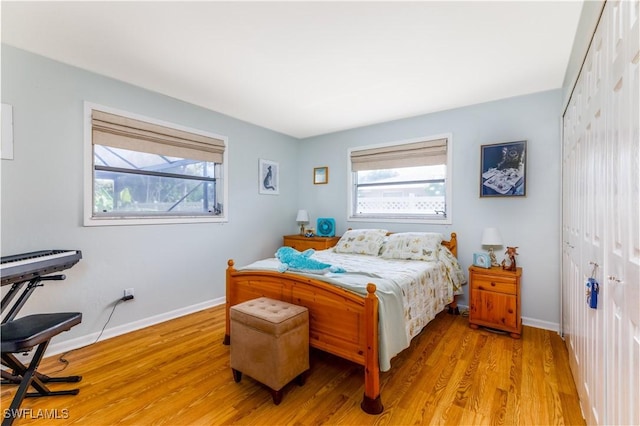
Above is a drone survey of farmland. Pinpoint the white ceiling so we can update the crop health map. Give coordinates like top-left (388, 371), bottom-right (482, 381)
top-left (1, 1), bottom-right (583, 138)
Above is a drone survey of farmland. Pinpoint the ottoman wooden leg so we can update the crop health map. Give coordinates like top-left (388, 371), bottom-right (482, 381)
top-left (271, 389), bottom-right (283, 405)
top-left (232, 369), bottom-right (242, 383)
top-left (296, 371), bottom-right (306, 386)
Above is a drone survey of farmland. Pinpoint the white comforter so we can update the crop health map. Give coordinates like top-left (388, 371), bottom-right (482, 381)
top-left (239, 247), bottom-right (466, 371)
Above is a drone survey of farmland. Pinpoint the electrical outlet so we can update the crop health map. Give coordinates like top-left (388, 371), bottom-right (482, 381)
top-left (124, 288), bottom-right (134, 298)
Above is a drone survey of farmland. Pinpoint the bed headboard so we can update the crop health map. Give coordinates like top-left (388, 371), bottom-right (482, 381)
top-left (381, 231), bottom-right (458, 258)
top-left (343, 229), bottom-right (459, 258)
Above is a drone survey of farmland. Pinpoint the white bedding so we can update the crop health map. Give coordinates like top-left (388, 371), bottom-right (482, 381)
top-left (239, 246), bottom-right (466, 371)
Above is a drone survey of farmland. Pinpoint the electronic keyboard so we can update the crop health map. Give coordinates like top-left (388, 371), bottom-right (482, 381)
top-left (1, 250), bottom-right (82, 286)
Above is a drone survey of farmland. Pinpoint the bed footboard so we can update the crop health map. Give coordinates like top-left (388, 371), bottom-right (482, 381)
top-left (224, 259), bottom-right (384, 414)
top-left (223, 232), bottom-right (459, 414)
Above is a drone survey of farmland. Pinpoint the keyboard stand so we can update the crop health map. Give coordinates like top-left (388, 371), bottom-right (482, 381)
top-left (2, 275), bottom-right (66, 325)
top-left (1, 313), bottom-right (82, 426)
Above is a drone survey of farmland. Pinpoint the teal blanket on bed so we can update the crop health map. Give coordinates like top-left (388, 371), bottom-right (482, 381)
top-left (239, 247), bottom-right (465, 372)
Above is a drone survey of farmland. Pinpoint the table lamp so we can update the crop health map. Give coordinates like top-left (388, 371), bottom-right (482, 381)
top-left (296, 209), bottom-right (309, 235)
top-left (481, 227), bottom-right (503, 267)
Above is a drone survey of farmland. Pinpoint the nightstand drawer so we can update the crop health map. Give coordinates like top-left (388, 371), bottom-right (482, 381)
top-left (471, 277), bottom-right (516, 294)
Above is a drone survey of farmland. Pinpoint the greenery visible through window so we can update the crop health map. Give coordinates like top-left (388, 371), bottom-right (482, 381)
top-left (349, 136), bottom-right (451, 223)
top-left (93, 146), bottom-right (222, 216)
top-left (85, 104), bottom-right (227, 225)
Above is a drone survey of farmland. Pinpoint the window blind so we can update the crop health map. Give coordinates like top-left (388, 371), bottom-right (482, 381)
top-left (351, 138), bottom-right (447, 171)
top-left (92, 110), bottom-right (225, 163)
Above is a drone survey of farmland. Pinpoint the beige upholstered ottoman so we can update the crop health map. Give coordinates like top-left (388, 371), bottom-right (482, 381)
top-left (230, 297), bottom-right (309, 405)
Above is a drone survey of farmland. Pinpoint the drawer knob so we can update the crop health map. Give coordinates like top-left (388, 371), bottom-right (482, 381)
top-left (491, 282), bottom-right (496, 286)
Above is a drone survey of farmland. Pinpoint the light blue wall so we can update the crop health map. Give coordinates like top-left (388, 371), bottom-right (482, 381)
top-left (1, 45), bottom-right (299, 342)
top-left (298, 90), bottom-right (563, 327)
top-left (1, 44), bottom-right (564, 351)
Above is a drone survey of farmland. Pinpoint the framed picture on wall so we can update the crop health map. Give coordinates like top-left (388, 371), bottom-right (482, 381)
top-left (259, 159), bottom-right (279, 195)
top-left (480, 140), bottom-right (527, 197)
top-left (313, 166), bottom-right (328, 184)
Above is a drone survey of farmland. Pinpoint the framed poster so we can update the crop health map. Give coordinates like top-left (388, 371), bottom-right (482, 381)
top-left (259, 159), bottom-right (279, 195)
top-left (480, 140), bottom-right (526, 197)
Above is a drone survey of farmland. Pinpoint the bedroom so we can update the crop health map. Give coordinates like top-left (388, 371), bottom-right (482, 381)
top-left (1, 1), bottom-right (637, 425)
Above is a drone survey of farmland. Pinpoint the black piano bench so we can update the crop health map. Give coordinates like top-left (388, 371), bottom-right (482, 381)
top-left (1, 312), bottom-right (82, 426)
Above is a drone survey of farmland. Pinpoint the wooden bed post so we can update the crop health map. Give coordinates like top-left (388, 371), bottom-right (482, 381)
top-left (444, 232), bottom-right (460, 315)
top-left (222, 231), bottom-right (460, 414)
top-left (222, 259), bottom-right (235, 345)
top-left (448, 232), bottom-right (458, 257)
top-left (361, 283), bottom-right (383, 414)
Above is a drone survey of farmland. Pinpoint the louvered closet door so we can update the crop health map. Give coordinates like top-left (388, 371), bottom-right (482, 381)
top-left (604, 1), bottom-right (639, 425)
top-left (582, 17), bottom-right (608, 426)
top-left (562, 1), bottom-right (639, 425)
top-left (562, 15), bottom-right (607, 423)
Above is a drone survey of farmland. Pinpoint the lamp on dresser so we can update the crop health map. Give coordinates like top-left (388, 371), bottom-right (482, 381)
top-left (296, 210), bottom-right (309, 235)
top-left (481, 227), bottom-right (503, 267)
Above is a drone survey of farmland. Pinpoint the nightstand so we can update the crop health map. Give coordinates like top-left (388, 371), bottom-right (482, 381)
top-left (282, 234), bottom-right (341, 251)
top-left (468, 265), bottom-right (522, 338)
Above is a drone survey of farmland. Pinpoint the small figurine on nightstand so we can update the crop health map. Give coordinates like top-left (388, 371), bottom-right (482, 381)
top-left (501, 246), bottom-right (518, 271)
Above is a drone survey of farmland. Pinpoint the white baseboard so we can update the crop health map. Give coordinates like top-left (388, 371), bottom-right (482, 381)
top-left (45, 297), bottom-right (225, 357)
top-left (41, 298), bottom-right (559, 361)
top-left (456, 304), bottom-right (560, 333)
top-left (522, 316), bottom-right (560, 333)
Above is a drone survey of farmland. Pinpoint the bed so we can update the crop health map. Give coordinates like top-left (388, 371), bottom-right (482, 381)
top-left (223, 230), bottom-right (464, 414)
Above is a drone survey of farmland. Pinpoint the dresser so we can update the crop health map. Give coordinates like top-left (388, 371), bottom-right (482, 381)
top-left (282, 235), bottom-right (341, 252)
top-left (468, 265), bottom-right (522, 338)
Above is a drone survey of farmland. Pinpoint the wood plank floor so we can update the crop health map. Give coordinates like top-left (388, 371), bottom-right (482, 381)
top-left (1, 305), bottom-right (584, 425)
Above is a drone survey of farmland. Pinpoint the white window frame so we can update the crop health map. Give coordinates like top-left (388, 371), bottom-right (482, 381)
top-left (347, 133), bottom-right (453, 225)
top-left (83, 102), bottom-right (229, 226)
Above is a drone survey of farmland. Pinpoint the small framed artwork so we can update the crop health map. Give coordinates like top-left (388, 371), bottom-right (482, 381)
top-left (259, 159), bottom-right (279, 195)
top-left (480, 140), bottom-right (527, 197)
top-left (313, 166), bottom-right (328, 184)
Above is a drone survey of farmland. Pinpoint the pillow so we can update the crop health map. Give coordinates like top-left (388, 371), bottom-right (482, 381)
top-left (379, 232), bottom-right (444, 261)
top-left (334, 229), bottom-right (388, 256)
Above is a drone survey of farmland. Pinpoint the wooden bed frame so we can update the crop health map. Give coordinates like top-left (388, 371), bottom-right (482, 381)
top-left (223, 232), bottom-right (458, 414)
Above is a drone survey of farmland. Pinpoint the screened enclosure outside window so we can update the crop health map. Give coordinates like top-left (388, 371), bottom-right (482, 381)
top-left (93, 146), bottom-right (222, 216)
top-left (85, 105), bottom-right (228, 225)
top-left (349, 135), bottom-right (452, 224)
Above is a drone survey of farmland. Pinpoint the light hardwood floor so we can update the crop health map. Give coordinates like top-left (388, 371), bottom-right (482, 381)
top-left (1, 305), bottom-right (584, 425)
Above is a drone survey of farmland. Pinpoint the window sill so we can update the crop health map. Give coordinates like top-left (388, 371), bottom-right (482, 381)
top-left (348, 215), bottom-right (452, 225)
top-left (84, 215), bottom-right (228, 227)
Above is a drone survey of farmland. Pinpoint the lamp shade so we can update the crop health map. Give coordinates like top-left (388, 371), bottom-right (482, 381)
top-left (296, 209), bottom-right (309, 222)
top-left (481, 227), bottom-right (503, 246)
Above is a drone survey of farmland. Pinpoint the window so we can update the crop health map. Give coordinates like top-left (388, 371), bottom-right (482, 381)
top-left (84, 104), bottom-right (228, 226)
top-left (348, 135), bottom-right (452, 224)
